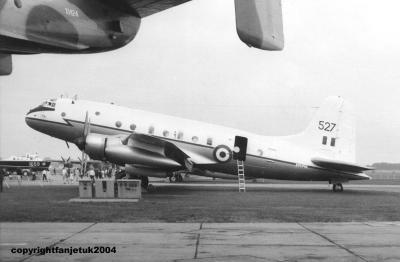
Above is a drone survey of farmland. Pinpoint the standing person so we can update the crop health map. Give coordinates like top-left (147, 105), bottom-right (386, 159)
top-left (69, 170), bottom-right (74, 183)
top-left (74, 168), bottom-right (81, 181)
top-left (62, 168), bottom-right (67, 184)
top-left (87, 167), bottom-right (95, 182)
top-left (0, 169), bottom-right (4, 192)
top-left (42, 169), bottom-right (48, 181)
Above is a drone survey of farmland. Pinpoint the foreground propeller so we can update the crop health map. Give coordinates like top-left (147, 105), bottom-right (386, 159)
top-left (75, 111), bottom-right (91, 150)
top-left (74, 111), bottom-right (91, 174)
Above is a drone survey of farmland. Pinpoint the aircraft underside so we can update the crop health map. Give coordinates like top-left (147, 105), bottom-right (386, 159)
top-left (0, 0), bottom-right (284, 75)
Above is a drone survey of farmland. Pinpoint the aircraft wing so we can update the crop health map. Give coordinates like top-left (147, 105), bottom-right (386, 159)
top-left (101, 0), bottom-right (191, 18)
top-left (103, 0), bottom-right (284, 50)
top-left (311, 158), bottom-right (374, 174)
top-left (122, 132), bottom-right (216, 168)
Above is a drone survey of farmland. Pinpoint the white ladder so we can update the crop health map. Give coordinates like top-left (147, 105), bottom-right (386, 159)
top-left (237, 160), bottom-right (246, 192)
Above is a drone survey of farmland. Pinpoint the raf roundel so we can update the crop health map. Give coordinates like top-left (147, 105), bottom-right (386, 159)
top-left (213, 145), bottom-right (232, 163)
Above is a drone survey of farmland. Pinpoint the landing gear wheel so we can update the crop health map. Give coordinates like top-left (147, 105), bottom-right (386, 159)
top-left (169, 175), bottom-right (177, 183)
top-left (141, 176), bottom-right (149, 189)
top-left (332, 183), bottom-right (344, 192)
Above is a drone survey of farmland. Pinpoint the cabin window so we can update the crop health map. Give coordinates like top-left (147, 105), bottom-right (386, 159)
top-left (330, 138), bottom-right (336, 147)
top-left (148, 126), bottom-right (154, 135)
top-left (61, 112), bottom-right (66, 117)
top-left (177, 132), bottom-right (184, 140)
top-left (115, 121), bottom-right (122, 128)
top-left (192, 136), bottom-right (199, 143)
top-left (322, 136), bottom-right (327, 145)
top-left (95, 111), bottom-right (100, 116)
top-left (207, 137), bottom-right (213, 146)
top-left (257, 149), bottom-right (264, 156)
top-left (163, 130), bottom-right (169, 137)
top-left (130, 124), bottom-right (136, 131)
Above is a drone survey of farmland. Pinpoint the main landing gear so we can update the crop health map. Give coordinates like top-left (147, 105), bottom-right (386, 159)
top-left (169, 173), bottom-right (183, 183)
top-left (332, 183), bottom-right (344, 192)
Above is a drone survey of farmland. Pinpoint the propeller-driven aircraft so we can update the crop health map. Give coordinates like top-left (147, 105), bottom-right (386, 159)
top-left (0, 153), bottom-right (51, 173)
top-left (0, 0), bottom-right (284, 75)
top-left (25, 96), bottom-right (372, 192)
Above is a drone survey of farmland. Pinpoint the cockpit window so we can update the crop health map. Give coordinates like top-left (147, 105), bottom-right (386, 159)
top-left (28, 100), bottom-right (56, 114)
top-left (41, 101), bottom-right (56, 108)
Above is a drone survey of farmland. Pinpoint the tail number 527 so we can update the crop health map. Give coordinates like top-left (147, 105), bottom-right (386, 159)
top-left (318, 121), bottom-right (336, 132)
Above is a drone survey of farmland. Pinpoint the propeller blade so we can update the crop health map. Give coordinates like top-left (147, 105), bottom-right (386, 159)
top-left (83, 111), bottom-right (91, 138)
top-left (74, 111), bottom-right (91, 151)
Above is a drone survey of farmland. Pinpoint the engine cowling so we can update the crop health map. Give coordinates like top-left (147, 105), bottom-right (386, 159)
top-left (84, 134), bottom-right (182, 169)
top-left (125, 165), bottom-right (169, 178)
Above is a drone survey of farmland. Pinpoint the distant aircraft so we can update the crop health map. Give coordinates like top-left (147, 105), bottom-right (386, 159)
top-left (0, 153), bottom-right (51, 173)
top-left (0, 0), bottom-right (284, 75)
top-left (25, 96), bottom-right (372, 192)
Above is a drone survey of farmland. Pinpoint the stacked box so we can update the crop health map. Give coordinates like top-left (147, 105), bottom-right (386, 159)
top-left (94, 180), bottom-right (115, 198)
top-left (79, 180), bottom-right (94, 198)
top-left (117, 179), bottom-right (141, 199)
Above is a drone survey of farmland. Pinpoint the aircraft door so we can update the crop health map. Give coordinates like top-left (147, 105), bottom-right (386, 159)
top-left (233, 136), bottom-right (248, 161)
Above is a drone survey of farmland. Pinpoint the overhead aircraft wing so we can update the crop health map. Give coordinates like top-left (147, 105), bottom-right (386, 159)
top-left (101, 0), bottom-right (191, 18)
top-left (311, 157), bottom-right (374, 174)
top-left (103, 0), bottom-right (284, 50)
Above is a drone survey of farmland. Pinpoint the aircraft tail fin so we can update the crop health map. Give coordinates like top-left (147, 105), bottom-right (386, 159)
top-left (288, 96), bottom-right (356, 162)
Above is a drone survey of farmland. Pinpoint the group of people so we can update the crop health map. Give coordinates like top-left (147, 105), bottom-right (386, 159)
top-left (0, 166), bottom-right (123, 191)
top-left (61, 166), bottom-right (116, 184)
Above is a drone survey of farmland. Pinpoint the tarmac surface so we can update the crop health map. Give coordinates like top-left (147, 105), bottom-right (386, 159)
top-left (1, 222), bottom-right (400, 262)
top-left (5, 176), bottom-right (400, 193)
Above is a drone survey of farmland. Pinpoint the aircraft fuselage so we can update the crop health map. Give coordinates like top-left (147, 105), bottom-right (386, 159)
top-left (25, 98), bottom-right (369, 183)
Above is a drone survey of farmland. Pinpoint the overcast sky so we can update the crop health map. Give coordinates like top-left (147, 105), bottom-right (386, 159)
top-left (1, 0), bottom-right (399, 164)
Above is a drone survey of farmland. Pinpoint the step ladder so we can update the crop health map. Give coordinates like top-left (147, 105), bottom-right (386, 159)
top-left (237, 160), bottom-right (246, 192)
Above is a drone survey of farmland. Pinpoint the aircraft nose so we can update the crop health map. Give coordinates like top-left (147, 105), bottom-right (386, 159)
top-left (25, 113), bottom-right (34, 128)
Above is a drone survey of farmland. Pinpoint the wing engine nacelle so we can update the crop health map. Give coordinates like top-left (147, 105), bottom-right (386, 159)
top-left (84, 134), bottom-right (182, 169)
top-left (125, 165), bottom-right (168, 178)
top-left (0, 1), bottom-right (141, 55)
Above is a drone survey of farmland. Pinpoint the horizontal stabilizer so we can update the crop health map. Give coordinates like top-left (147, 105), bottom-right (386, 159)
top-left (0, 53), bottom-right (12, 75)
top-left (312, 157), bottom-right (374, 173)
